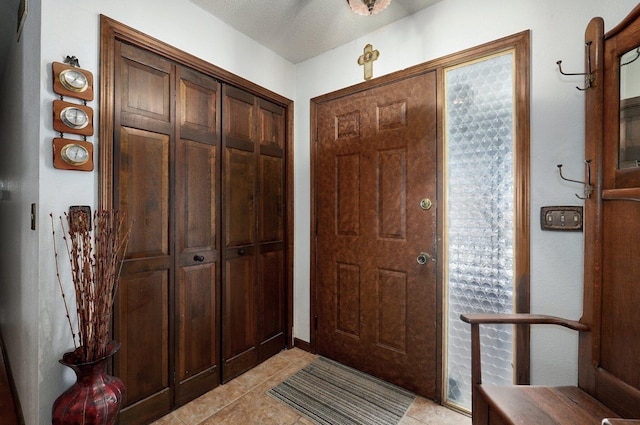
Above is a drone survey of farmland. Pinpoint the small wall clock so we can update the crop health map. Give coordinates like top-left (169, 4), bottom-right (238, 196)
top-left (52, 138), bottom-right (94, 171)
top-left (53, 100), bottom-right (94, 136)
top-left (52, 61), bottom-right (94, 101)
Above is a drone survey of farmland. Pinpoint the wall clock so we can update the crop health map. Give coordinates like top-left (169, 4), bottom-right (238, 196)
top-left (53, 100), bottom-right (94, 136)
top-left (52, 62), bottom-right (94, 101)
top-left (52, 138), bottom-right (94, 171)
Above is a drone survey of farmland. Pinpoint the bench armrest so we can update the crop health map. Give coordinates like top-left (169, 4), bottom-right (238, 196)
top-left (460, 313), bottom-right (589, 332)
top-left (460, 313), bottom-right (589, 386)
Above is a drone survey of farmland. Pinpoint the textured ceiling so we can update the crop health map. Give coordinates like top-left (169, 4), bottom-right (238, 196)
top-left (188, 0), bottom-right (442, 63)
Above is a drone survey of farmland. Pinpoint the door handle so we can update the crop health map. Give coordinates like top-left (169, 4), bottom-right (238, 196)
top-left (417, 252), bottom-right (432, 265)
top-left (193, 255), bottom-right (205, 262)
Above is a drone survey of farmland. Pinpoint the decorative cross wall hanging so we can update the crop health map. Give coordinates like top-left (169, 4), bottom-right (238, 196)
top-left (358, 44), bottom-right (380, 81)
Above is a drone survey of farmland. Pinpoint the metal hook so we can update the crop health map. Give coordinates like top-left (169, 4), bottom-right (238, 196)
top-left (621, 47), bottom-right (640, 66)
top-left (556, 41), bottom-right (594, 91)
top-left (64, 55), bottom-right (80, 68)
top-left (557, 160), bottom-right (594, 199)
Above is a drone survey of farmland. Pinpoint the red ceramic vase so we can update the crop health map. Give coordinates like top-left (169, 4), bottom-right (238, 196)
top-left (52, 342), bottom-right (125, 425)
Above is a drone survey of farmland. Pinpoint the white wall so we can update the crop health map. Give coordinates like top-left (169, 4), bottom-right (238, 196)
top-left (3, 0), bottom-right (640, 423)
top-left (293, 0), bottom-right (640, 389)
top-left (0, 0), bottom-right (295, 423)
top-left (0, 1), bottom-right (42, 424)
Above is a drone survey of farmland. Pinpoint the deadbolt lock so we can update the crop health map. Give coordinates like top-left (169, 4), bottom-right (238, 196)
top-left (417, 252), bottom-right (432, 265)
top-left (420, 198), bottom-right (433, 210)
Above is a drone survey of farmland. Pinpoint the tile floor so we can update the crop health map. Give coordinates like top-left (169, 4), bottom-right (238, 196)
top-left (151, 348), bottom-right (471, 425)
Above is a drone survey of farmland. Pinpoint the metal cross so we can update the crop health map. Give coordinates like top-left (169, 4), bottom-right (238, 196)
top-left (358, 44), bottom-right (380, 81)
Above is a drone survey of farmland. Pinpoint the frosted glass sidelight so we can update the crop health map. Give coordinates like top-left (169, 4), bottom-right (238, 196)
top-left (444, 52), bottom-right (515, 411)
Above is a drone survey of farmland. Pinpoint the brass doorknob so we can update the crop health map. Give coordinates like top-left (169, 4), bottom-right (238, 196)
top-left (420, 198), bottom-right (433, 210)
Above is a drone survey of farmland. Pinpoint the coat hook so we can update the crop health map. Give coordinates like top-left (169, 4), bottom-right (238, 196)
top-left (556, 41), bottom-right (594, 91)
top-left (621, 47), bottom-right (640, 66)
top-left (557, 160), bottom-right (594, 199)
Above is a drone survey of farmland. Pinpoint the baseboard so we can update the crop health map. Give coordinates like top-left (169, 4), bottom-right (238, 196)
top-left (293, 338), bottom-right (311, 352)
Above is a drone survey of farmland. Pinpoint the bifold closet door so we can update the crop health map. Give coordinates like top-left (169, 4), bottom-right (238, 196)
top-left (221, 85), bottom-right (286, 383)
top-left (113, 42), bottom-right (221, 424)
top-left (174, 65), bottom-right (221, 406)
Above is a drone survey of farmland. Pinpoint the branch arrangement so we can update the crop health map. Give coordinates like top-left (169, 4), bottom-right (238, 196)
top-left (51, 209), bottom-right (131, 363)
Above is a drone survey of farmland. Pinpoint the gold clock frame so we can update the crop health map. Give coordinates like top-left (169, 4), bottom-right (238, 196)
top-left (53, 138), bottom-right (94, 171)
top-left (52, 62), bottom-right (94, 101)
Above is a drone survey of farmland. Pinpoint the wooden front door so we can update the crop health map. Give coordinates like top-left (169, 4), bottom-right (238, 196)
top-left (113, 42), bottom-right (221, 424)
top-left (315, 71), bottom-right (438, 398)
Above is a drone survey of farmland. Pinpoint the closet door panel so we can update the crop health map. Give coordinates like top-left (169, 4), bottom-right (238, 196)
top-left (221, 148), bottom-right (258, 381)
top-left (115, 127), bottom-right (172, 421)
top-left (259, 155), bottom-right (284, 243)
top-left (116, 270), bottom-right (170, 405)
top-left (257, 99), bottom-right (286, 360)
top-left (174, 66), bottom-right (221, 405)
top-left (224, 149), bottom-right (255, 247)
top-left (258, 247), bottom-right (285, 360)
top-left (222, 253), bottom-right (257, 381)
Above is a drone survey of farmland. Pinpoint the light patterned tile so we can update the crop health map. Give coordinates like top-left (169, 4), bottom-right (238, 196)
top-left (405, 396), bottom-right (471, 425)
top-left (198, 391), bottom-right (300, 425)
top-left (172, 379), bottom-right (246, 424)
top-left (399, 414), bottom-right (425, 425)
top-left (150, 411), bottom-right (186, 425)
top-left (231, 354), bottom-right (293, 391)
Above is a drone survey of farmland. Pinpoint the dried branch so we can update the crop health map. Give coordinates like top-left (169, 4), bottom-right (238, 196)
top-left (51, 209), bottom-right (131, 363)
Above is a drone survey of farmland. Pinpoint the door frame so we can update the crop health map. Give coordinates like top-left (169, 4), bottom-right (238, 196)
top-left (310, 31), bottom-right (530, 402)
top-left (98, 14), bottom-right (295, 354)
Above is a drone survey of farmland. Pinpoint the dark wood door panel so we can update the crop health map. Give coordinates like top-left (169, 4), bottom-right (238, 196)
top-left (222, 254), bottom-right (258, 381)
top-left (174, 66), bottom-right (221, 405)
top-left (258, 247), bottom-right (285, 361)
top-left (118, 127), bottom-right (170, 259)
top-left (259, 98), bottom-right (285, 154)
top-left (223, 86), bottom-right (256, 151)
top-left (316, 71), bottom-right (437, 398)
top-left (114, 270), bottom-right (170, 409)
top-left (118, 43), bottom-right (172, 130)
top-left (224, 148), bottom-right (256, 247)
top-left (175, 140), bottom-right (217, 264)
top-left (178, 66), bottom-right (219, 144)
top-left (175, 264), bottom-right (218, 405)
top-left (259, 155), bottom-right (284, 243)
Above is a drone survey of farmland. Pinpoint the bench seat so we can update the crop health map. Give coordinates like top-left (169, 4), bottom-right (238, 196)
top-left (479, 386), bottom-right (619, 425)
top-left (478, 385), bottom-right (619, 425)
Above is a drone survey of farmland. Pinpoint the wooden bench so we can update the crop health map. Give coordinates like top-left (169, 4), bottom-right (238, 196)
top-left (461, 4), bottom-right (640, 425)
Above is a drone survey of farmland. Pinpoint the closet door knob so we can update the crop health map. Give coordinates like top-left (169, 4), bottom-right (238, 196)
top-left (238, 249), bottom-right (246, 256)
top-left (193, 255), bottom-right (205, 262)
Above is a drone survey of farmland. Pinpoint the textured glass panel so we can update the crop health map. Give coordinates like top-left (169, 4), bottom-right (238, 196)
top-left (444, 52), bottom-right (515, 411)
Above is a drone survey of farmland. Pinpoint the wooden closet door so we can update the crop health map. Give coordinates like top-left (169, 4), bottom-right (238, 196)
top-left (257, 99), bottom-right (286, 362)
top-left (221, 86), bottom-right (286, 382)
top-left (113, 44), bottom-right (222, 424)
top-left (113, 42), bottom-right (175, 424)
top-left (174, 66), bottom-right (221, 406)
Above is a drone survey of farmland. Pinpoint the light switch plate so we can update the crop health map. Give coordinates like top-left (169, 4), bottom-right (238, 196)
top-left (540, 206), bottom-right (583, 231)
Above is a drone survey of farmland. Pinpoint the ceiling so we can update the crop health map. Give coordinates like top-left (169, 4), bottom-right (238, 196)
top-left (0, 0), bottom-right (442, 78)
top-left (188, 0), bottom-right (443, 63)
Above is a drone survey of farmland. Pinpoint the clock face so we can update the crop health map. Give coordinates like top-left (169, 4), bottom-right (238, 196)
top-left (59, 69), bottom-right (88, 92)
top-left (61, 143), bottom-right (90, 165)
top-left (60, 107), bottom-right (89, 129)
